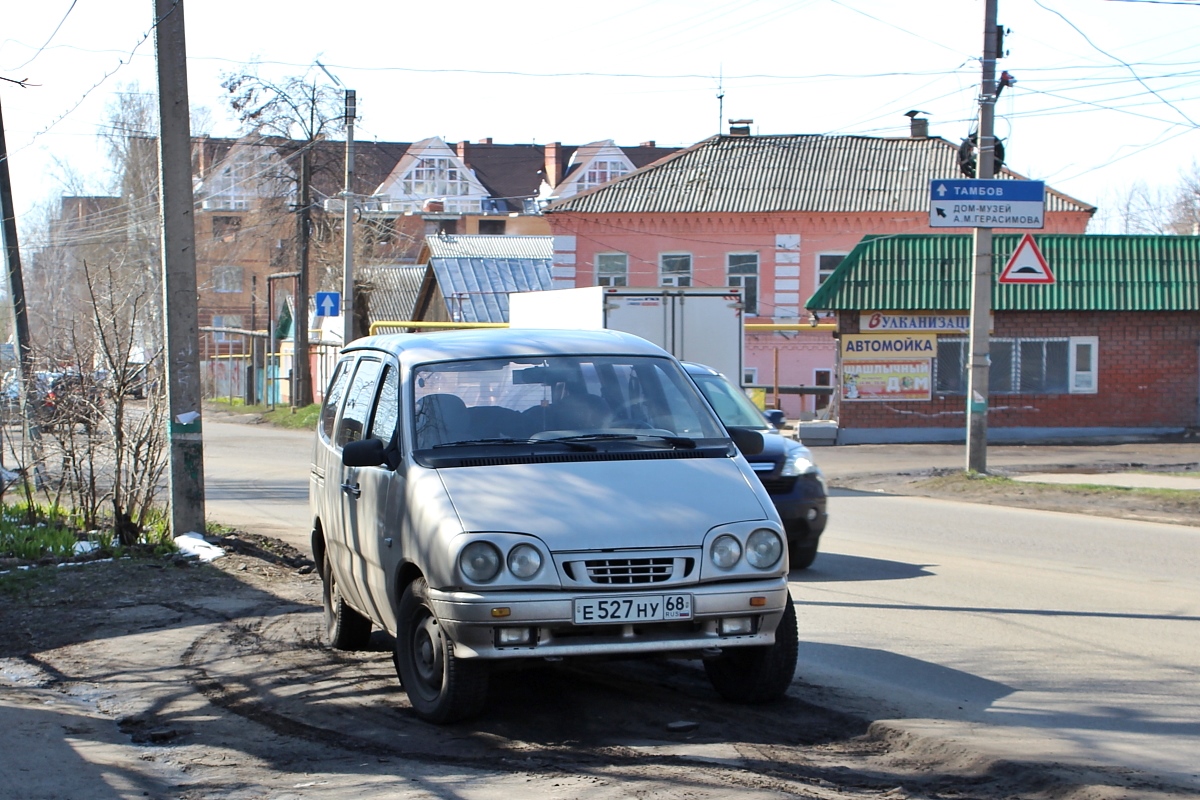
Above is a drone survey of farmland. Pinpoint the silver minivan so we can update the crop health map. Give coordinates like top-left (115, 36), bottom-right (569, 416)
top-left (311, 328), bottom-right (797, 722)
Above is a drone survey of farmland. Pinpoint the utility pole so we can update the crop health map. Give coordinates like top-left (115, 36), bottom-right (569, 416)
top-left (341, 89), bottom-right (356, 345)
top-left (965, 0), bottom-right (1000, 473)
top-left (293, 138), bottom-right (313, 407)
top-left (153, 0), bottom-right (206, 534)
top-left (0, 95), bottom-right (45, 492)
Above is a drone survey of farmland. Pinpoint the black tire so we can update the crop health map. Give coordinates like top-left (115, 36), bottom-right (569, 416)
top-left (394, 578), bottom-right (489, 723)
top-left (704, 597), bottom-right (798, 704)
top-left (789, 542), bottom-right (819, 570)
top-left (322, 552), bottom-right (372, 650)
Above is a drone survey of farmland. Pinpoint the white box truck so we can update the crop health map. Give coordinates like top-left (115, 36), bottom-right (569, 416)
top-left (508, 286), bottom-right (744, 383)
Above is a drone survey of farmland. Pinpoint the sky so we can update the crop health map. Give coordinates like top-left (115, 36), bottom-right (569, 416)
top-left (2, 0), bottom-right (1199, 233)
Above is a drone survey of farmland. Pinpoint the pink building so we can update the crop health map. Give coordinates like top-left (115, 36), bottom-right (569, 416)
top-left (544, 126), bottom-right (1094, 417)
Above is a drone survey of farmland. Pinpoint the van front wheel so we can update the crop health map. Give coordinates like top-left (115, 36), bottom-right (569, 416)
top-left (704, 598), bottom-right (798, 704)
top-left (394, 578), bottom-right (489, 723)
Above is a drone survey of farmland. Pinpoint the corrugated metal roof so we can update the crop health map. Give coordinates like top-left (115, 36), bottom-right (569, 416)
top-left (357, 265), bottom-right (427, 322)
top-left (425, 234), bottom-right (552, 260)
top-left (545, 135), bottom-right (1093, 215)
top-left (806, 234), bottom-right (1200, 312)
top-left (431, 256), bottom-right (555, 323)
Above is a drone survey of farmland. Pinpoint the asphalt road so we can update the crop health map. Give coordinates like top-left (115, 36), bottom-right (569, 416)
top-left (202, 420), bottom-right (1200, 789)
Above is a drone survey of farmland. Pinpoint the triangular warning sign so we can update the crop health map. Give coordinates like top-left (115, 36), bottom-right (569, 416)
top-left (998, 234), bottom-right (1055, 284)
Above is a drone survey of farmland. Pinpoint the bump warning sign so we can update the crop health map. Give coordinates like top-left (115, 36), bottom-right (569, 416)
top-left (998, 234), bottom-right (1055, 284)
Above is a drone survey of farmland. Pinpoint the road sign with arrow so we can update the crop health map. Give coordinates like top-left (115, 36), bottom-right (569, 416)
top-left (998, 234), bottom-right (1054, 284)
top-left (929, 179), bottom-right (1045, 229)
top-left (315, 291), bottom-right (341, 317)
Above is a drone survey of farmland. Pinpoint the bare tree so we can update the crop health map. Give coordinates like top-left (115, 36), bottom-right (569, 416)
top-left (221, 70), bottom-right (345, 406)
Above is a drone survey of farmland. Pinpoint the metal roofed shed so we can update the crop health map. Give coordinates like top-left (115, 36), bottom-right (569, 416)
top-left (412, 235), bottom-right (560, 325)
top-left (806, 234), bottom-right (1200, 313)
top-left (803, 233), bottom-right (1200, 445)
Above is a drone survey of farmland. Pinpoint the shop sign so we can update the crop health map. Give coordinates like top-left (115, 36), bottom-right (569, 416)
top-left (841, 360), bottom-right (932, 402)
top-left (859, 312), bottom-right (992, 333)
top-left (841, 333), bottom-right (936, 359)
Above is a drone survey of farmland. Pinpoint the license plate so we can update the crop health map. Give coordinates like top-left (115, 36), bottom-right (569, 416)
top-left (573, 594), bottom-right (692, 624)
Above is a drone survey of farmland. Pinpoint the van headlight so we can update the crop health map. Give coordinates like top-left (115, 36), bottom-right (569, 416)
top-left (460, 541), bottom-right (502, 582)
top-left (507, 543), bottom-right (543, 579)
top-left (745, 529), bottom-right (783, 568)
top-left (710, 534), bottom-right (742, 569)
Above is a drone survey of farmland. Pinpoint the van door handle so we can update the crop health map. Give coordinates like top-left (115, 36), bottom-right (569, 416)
top-left (340, 482), bottom-right (361, 498)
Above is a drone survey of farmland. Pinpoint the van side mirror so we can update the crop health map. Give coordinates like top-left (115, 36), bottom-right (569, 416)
top-left (727, 426), bottom-right (764, 456)
top-left (763, 409), bottom-right (786, 429)
top-left (343, 437), bottom-right (387, 467)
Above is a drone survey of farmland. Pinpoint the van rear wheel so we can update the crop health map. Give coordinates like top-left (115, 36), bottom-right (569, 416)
top-left (394, 578), bottom-right (489, 723)
top-left (704, 597), bottom-right (798, 704)
top-left (322, 552), bottom-right (372, 650)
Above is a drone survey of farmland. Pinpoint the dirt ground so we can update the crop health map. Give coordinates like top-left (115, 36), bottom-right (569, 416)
top-left (3, 520), bottom-right (1196, 800)
top-left (829, 461), bottom-right (1200, 529)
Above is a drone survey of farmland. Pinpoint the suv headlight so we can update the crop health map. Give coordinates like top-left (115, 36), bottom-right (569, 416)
top-left (745, 529), bottom-right (783, 568)
top-left (780, 443), bottom-right (820, 477)
top-left (460, 541), bottom-right (502, 582)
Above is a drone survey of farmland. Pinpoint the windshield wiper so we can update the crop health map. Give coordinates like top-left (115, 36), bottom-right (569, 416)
top-left (431, 437), bottom-right (596, 452)
top-left (555, 432), bottom-right (698, 449)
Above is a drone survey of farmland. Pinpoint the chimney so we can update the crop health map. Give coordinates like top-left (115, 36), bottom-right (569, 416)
top-left (640, 140), bottom-right (656, 148)
top-left (728, 119), bottom-right (753, 136)
top-left (457, 140), bottom-right (470, 167)
top-left (905, 110), bottom-right (929, 138)
top-left (544, 142), bottom-right (564, 187)
top-left (477, 137), bottom-right (493, 144)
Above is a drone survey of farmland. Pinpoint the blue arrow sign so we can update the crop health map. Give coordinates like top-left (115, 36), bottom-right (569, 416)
top-left (315, 291), bottom-right (341, 317)
top-left (929, 179), bottom-right (1045, 229)
top-left (931, 179), bottom-right (1044, 202)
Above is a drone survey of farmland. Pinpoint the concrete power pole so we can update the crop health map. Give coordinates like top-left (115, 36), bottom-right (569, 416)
top-left (154, 0), bottom-right (206, 534)
top-left (341, 90), bottom-right (356, 346)
top-left (966, 0), bottom-right (1000, 473)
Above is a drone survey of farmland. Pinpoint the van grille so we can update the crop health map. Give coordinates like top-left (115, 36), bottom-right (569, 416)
top-left (556, 551), bottom-right (699, 588)
top-left (585, 557), bottom-right (675, 584)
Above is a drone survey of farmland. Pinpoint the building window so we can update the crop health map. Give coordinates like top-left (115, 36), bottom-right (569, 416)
top-left (478, 219), bottom-right (505, 235)
top-left (424, 219), bottom-right (458, 236)
top-left (935, 337), bottom-right (1091, 395)
top-left (743, 367), bottom-right (758, 386)
top-left (211, 314), bottom-right (244, 343)
top-left (212, 265), bottom-right (243, 293)
top-left (596, 253), bottom-right (628, 287)
top-left (403, 157), bottom-right (470, 197)
top-left (660, 253), bottom-right (692, 287)
top-left (817, 253), bottom-right (846, 286)
top-left (727, 253), bottom-right (758, 314)
top-left (579, 159), bottom-right (630, 191)
top-left (212, 216), bottom-right (241, 242)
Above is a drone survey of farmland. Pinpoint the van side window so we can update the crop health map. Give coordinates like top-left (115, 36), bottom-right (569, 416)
top-left (319, 361), bottom-right (352, 442)
top-left (336, 359), bottom-right (382, 447)
top-left (368, 364), bottom-right (399, 443)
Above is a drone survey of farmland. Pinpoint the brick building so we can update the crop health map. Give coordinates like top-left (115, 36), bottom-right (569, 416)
top-left (806, 234), bottom-right (1200, 443)
top-left (543, 125), bottom-right (1093, 416)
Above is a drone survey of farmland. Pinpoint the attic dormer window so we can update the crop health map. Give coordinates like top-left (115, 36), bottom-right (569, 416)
top-left (404, 157), bottom-right (470, 197)
top-left (579, 159), bottom-right (630, 190)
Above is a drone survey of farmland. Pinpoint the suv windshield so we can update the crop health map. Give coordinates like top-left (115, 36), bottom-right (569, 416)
top-left (689, 372), bottom-right (772, 431)
top-left (411, 355), bottom-right (728, 450)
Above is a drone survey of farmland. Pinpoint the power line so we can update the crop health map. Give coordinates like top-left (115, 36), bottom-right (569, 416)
top-left (7, 0), bottom-right (80, 71)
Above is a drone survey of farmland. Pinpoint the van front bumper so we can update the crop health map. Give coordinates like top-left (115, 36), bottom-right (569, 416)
top-left (427, 577), bottom-right (792, 660)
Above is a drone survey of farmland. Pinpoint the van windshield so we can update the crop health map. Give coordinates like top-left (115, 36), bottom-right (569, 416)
top-left (411, 355), bottom-right (728, 450)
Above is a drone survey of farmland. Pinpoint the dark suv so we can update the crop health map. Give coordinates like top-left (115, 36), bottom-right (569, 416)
top-left (684, 362), bottom-right (829, 570)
